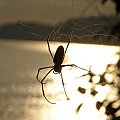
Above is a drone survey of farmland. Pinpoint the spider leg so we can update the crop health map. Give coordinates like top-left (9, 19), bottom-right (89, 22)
top-left (36, 66), bottom-right (54, 83)
top-left (40, 68), bottom-right (54, 84)
top-left (47, 25), bottom-right (63, 60)
top-left (61, 64), bottom-right (91, 73)
top-left (64, 30), bottom-right (73, 54)
top-left (47, 32), bottom-right (54, 60)
top-left (36, 66), bottom-right (56, 104)
top-left (60, 72), bottom-right (70, 100)
top-left (40, 68), bottom-right (56, 104)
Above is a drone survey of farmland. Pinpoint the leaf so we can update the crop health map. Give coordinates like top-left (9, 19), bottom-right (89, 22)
top-left (78, 87), bottom-right (86, 94)
top-left (76, 103), bottom-right (83, 113)
top-left (89, 78), bottom-right (93, 83)
top-left (90, 89), bottom-right (98, 96)
top-left (96, 101), bottom-right (103, 110)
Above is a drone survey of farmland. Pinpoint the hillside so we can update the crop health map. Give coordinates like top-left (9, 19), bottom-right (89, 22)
top-left (0, 16), bottom-right (120, 45)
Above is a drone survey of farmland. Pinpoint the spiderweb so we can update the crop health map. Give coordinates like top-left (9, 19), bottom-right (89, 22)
top-left (48, 0), bottom-right (120, 120)
top-left (19, 0), bottom-right (120, 119)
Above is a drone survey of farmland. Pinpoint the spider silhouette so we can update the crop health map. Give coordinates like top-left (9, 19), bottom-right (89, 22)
top-left (36, 30), bottom-right (90, 104)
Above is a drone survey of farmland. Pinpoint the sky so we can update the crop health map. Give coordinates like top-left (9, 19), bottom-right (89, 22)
top-left (0, 0), bottom-right (115, 25)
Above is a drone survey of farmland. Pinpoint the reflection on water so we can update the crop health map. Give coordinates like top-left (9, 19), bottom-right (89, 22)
top-left (0, 40), bottom-right (119, 120)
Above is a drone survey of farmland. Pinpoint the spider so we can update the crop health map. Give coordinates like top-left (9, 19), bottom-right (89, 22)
top-left (36, 30), bottom-right (90, 104)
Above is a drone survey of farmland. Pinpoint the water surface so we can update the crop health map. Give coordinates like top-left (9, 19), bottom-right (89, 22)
top-left (0, 40), bottom-right (119, 120)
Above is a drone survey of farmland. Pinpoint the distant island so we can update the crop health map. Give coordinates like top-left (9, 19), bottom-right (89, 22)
top-left (0, 16), bottom-right (120, 45)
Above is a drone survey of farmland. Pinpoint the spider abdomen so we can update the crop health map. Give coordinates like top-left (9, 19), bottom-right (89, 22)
top-left (53, 45), bottom-right (64, 66)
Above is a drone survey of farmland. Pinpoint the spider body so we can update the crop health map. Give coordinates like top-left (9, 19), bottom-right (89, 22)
top-left (53, 45), bottom-right (65, 73)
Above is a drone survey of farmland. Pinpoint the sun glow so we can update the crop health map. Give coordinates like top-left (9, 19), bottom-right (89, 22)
top-left (41, 43), bottom-right (119, 120)
top-left (14, 40), bottom-right (119, 120)
top-left (1, 38), bottom-right (119, 120)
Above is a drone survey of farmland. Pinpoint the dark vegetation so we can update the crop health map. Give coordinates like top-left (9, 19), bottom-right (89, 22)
top-left (102, 0), bottom-right (120, 15)
top-left (76, 51), bottom-right (120, 120)
top-left (101, 0), bottom-right (120, 40)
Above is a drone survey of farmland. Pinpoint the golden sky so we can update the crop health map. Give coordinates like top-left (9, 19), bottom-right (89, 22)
top-left (0, 0), bottom-right (115, 25)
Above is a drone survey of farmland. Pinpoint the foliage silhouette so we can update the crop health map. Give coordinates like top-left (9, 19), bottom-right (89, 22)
top-left (102, 0), bottom-right (120, 15)
top-left (102, 0), bottom-right (120, 40)
top-left (76, 51), bottom-right (120, 120)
